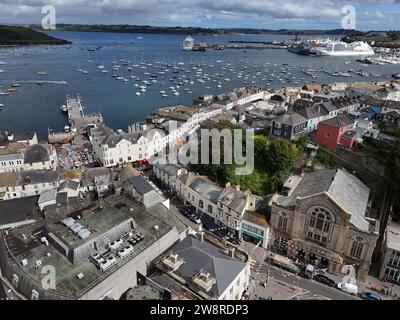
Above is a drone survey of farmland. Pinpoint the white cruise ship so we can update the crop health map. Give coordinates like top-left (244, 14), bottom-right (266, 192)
top-left (311, 41), bottom-right (375, 57)
top-left (182, 36), bottom-right (195, 51)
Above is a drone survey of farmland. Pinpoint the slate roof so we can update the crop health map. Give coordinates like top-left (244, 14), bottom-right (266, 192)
top-left (321, 101), bottom-right (339, 113)
top-left (217, 187), bottom-right (248, 214)
top-left (319, 114), bottom-right (354, 128)
top-left (126, 176), bottom-right (154, 195)
top-left (0, 196), bottom-right (38, 227)
top-left (275, 168), bottom-right (372, 233)
top-left (297, 104), bottom-right (327, 120)
top-left (188, 176), bottom-right (223, 203)
top-left (153, 162), bottom-right (183, 176)
top-left (167, 236), bottom-right (247, 297)
top-left (59, 180), bottom-right (80, 191)
top-left (274, 113), bottom-right (307, 127)
top-left (38, 188), bottom-right (57, 204)
top-left (24, 144), bottom-right (49, 163)
top-left (18, 171), bottom-right (59, 185)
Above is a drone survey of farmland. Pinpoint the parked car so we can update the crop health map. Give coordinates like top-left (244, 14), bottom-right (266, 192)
top-left (227, 237), bottom-right (241, 246)
top-left (313, 274), bottom-right (336, 287)
top-left (189, 214), bottom-right (201, 224)
top-left (360, 292), bottom-right (382, 300)
top-left (336, 282), bottom-right (358, 295)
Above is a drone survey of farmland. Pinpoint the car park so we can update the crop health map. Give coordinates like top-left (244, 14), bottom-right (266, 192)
top-left (313, 274), bottom-right (336, 287)
top-left (360, 292), bottom-right (382, 300)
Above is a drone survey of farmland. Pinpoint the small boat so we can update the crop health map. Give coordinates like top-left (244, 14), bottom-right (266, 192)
top-left (60, 105), bottom-right (68, 112)
top-left (64, 125), bottom-right (71, 132)
top-left (37, 81), bottom-right (43, 86)
top-left (7, 88), bottom-right (17, 93)
top-left (0, 91), bottom-right (10, 96)
top-left (11, 83), bottom-right (20, 88)
top-left (37, 70), bottom-right (49, 75)
top-left (0, 70), bottom-right (6, 73)
top-left (136, 92), bottom-right (141, 96)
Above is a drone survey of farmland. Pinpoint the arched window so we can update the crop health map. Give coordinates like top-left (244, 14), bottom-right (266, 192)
top-left (308, 207), bottom-right (332, 233)
top-left (278, 212), bottom-right (288, 232)
top-left (350, 237), bottom-right (364, 258)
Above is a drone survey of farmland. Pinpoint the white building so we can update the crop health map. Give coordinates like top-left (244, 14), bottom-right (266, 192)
top-left (1, 170), bottom-right (60, 200)
top-left (0, 143), bottom-right (57, 173)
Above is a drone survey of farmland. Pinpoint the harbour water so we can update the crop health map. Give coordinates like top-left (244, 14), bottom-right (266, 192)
top-left (0, 31), bottom-right (398, 138)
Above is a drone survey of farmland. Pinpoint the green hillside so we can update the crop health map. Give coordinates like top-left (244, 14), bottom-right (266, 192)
top-left (0, 25), bottom-right (70, 45)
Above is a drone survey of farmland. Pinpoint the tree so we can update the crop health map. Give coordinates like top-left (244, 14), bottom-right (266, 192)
top-left (266, 139), bottom-right (298, 174)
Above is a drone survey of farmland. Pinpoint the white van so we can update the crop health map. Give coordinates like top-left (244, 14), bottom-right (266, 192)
top-left (336, 282), bottom-right (358, 295)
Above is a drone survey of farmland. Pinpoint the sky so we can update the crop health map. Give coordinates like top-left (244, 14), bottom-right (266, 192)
top-left (0, 0), bottom-right (399, 30)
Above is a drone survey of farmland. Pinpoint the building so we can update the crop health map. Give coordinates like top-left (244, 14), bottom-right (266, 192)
top-left (0, 142), bottom-right (57, 173)
top-left (150, 235), bottom-right (250, 300)
top-left (271, 112), bottom-right (308, 140)
top-left (379, 219), bottom-right (400, 284)
top-left (270, 168), bottom-right (379, 280)
top-left (240, 211), bottom-right (270, 249)
top-left (152, 161), bottom-right (187, 192)
top-left (0, 132), bottom-right (38, 148)
top-left (315, 114), bottom-right (356, 151)
top-left (1, 170), bottom-right (59, 200)
top-left (0, 195), bottom-right (186, 300)
top-left (123, 175), bottom-right (165, 209)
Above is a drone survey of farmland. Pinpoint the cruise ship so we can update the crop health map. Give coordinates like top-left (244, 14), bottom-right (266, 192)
top-left (310, 41), bottom-right (375, 57)
top-left (182, 36), bottom-right (195, 51)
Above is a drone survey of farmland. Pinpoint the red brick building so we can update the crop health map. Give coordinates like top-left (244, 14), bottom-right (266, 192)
top-left (315, 114), bottom-right (356, 151)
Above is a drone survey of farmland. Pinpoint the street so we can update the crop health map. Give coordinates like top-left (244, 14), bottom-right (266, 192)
top-left (242, 241), bottom-right (360, 300)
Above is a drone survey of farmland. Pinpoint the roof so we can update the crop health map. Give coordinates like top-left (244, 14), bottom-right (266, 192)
top-left (165, 236), bottom-right (247, 297)
top-left (302, 83), bottom-right (323, 92)
top-left (321, 101), bottom-right (339, 113)
top-left (319, 114), bottom-right (354, 128)
top-left (189, 176), bottom-right (223, 203)
top-left (242, 211), bottom-right (269, 228)
top-left (274, 113), bottom-right (307, 126)
top-left (153, 162), bottom-right (183, 176)
top-left (275, 169), bottom-right (372, 233)
top-left (24, 144), bottom-right (49, 163)
top-left (18, 171), bottom-right (59, 185)
top-left (38, 188), bottom-right (57, 204)
top-left (0, 196), bottom-right (39, 227)
top-left (126, 176), bottom-right (154, 195)
top-left (59, 180), bottom-right (80, 191)
top-left (296, 104), bottom-right (327, 120)
top-left (217, 187), bottom-right (248, 214)
top-left (0, 172), bottom-right (19, 187)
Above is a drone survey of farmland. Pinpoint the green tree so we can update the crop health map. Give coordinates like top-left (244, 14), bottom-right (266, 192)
top-left (266, 139), bottom-right (298, 174)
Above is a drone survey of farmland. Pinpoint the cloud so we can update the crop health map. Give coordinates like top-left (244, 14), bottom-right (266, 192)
top-left (0, 0), bottom-right (397, 29)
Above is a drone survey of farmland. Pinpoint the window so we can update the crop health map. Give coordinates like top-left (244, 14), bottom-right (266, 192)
top-left (208, 205), bottom-right (213, 214)
top-left (325, 133), bottom-right (330, 138)
top-left (199, 200), bottom-right (204, 209)
top-left (309, 207), bottom-right (332, 233)
top-left (350, 239), bottom-right (364, 258)
top-left (278, 212), bottom-right (288, 232)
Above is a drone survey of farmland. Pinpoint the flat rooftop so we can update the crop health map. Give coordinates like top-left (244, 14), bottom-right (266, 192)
top-left (3, 196), bottom-right (180, 298)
